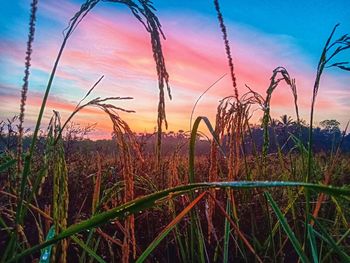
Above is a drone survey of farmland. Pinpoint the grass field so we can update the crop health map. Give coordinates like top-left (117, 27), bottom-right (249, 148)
top-left (0, 0), bottom-right (350, 262)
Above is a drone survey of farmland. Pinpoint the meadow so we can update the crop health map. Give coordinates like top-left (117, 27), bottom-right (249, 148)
top-left (0, 0), bottom-right (350, 262)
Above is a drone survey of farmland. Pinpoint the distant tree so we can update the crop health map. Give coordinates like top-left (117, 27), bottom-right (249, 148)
top-left (279, 114), bottom-right (294, 127)
top-left (319, 119), bottom-right (341, 133)
top-left (270, 118), bottom-right (279, 128)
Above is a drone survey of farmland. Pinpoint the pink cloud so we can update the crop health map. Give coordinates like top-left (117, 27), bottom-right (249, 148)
top-left (1, 0), bottom-right (349, 137)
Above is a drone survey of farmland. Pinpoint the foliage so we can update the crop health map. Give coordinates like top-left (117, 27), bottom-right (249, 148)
top-left (0, 0), bottom-right (350, 262)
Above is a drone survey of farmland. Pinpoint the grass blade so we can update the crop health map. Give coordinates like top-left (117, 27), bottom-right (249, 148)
top-left (136, 191), bottom-right (206, 262)
top-left (223, 200), bottom-right (230, 263)
top-left (0, 159), bottom-right (16, 172)
top-left (311, 215), bottom-right (350, 262)
top-left (189, 116), bottom-right (225, 183)
top-left (322, 228), bottom-right (350, 262)
top-left (71, 235), bottom-right (106, 263)
top-left (264, 192), bottom-right (309, 263)
top-left (39, 226), bottom-right (55, 263)
top-left (9, 181), bottom-right (350, 262)
top-left (307, 224), bottom-right (319, 263)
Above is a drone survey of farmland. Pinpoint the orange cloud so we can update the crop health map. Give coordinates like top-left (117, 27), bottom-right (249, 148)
top-left (1, 0), bottom-right (349, 138)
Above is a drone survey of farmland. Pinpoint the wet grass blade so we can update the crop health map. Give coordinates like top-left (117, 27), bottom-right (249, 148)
top-left (39, 226), bottom-right (55, 263)
top-left (264, 192), bottom-right (309, 263)
top-left (9, 181), bottom-right (350, 262)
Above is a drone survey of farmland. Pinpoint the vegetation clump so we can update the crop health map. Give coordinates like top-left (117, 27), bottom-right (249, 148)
top-left (0, 0), bottom-right (349, 262)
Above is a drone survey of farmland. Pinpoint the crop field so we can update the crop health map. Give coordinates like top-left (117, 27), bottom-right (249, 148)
top-left (0, 0), bottom-right (350, 262)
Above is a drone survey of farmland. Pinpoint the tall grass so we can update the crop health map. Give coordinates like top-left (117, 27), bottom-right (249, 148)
top-left (17, 0), bottom-right (38, 180)
top-left (0, 0), bottom-right (349, 262)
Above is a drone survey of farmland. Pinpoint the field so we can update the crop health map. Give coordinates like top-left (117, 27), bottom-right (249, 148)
top-left (1, 0), bottom-right (350, 262)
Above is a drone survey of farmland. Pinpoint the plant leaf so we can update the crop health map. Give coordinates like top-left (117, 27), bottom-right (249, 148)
top-left (307, 224), bottom-right (319, 263)
top-left (0, 159), bottom-right (16, 172)
top-left (311, 216), bottom-right (350, 262)
top-left (264, 192), bottom-right (309, 263)
top-left (39, 226), bottom-right (55, 263)
top-left (9, 181), bottom-right (350, 262)
top-left (136, 192), bottom-right (206, 262)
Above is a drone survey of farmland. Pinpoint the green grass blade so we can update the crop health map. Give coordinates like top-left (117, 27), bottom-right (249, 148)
top-left (264, 192), bottom-right (309, 263)
top-left (0, 215), bottom-right (11, 235)
top-left (9, 181), bottom-right (350, 262)
top-left (136, 192), bottom-right (206, 263)
top-left (1, 233), bottom-right (16, 263)
top-left (307, 224), bottom-right (319, 263)
top-left (223, 200), bottom-right (231, 263)
top-left (71, 235), bottom-right (106, 263)
top-left (264, 188), bottom-right (303, 248)
top-left (311, 216), bottom-right (350, 262)
top-left (188, 116), bottom-right (223, 262)
top-left (322, 228), bottom-right (350, 262)
top-left (39, 226), bottom-right (55, 263)
top-left (0, 159), bottom-right (16, 172)
top-left (330, 196), bottom-right (348, 228)
top-left (189, 116), bottom-right (224, 183)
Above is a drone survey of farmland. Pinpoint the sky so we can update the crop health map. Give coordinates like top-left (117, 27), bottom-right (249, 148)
top-left (0, 0), bottom-right (349, 139)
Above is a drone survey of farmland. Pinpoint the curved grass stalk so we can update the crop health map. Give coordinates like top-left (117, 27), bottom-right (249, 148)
top-left (189, 116), bottom-right (224, 183)
top-left (189, 74), bottom-right (226, 132)
top-left (305, 24), bottom-right (350, 252)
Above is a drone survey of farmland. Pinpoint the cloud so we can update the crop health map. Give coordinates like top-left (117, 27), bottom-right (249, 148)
top-left (1, 0), bottom-right (349, 138)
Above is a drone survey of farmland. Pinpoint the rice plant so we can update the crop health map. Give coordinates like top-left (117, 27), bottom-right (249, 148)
top-left (0, 0), bottom-right (349, 262)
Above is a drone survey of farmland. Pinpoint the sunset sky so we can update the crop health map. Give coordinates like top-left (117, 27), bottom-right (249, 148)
top-left (1, 0), bottom-right (349, 139)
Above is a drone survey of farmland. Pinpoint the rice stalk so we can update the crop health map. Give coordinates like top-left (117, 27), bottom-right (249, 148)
top-left (139, 0), bottom-right (171, 168)
top-left (307, 24), bottom-right (350, 183)
top-left (6, 180), bottom-right (350, 262)
top-left (136, 191), bottom-right (207, 263)
top-left (92, 152), bottom-right (102, 214)
top-left (65, 87), bottom-right (141, 261)
top-left (304, 24), bottom-right (350, 251)
top-left (311, 122), bottom-right (349, 223)
top-left (105, 105), bottom-right (141, 262)
top-left (213, 0), bottom-right (238, 100)
top-left (208, 191), bottom-right (263, 263)
top-left (48, 112), bottom-right (69, 263)
top-left (244, 67), bottom-right (296, 178)
top-left (13, 2), bottom-right (100, 255)
top-left (14, 0), bottom-right (167, 251)
top-left (17, 0), bottom-right (38, 180)
top-left (107, 0), bottom-right (171, 167)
